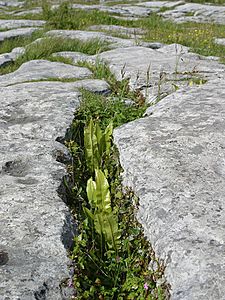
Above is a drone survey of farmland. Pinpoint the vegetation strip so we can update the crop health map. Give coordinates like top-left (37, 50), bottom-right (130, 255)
top-left (39, 2), bottom-right (225, 61)
top-left (0, 36), bottom-right (109, 75)
top-left (63, 65), bottom-right (169, 298)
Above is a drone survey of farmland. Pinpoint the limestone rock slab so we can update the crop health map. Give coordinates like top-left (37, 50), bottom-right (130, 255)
top-left (0, 27), bottom-right (39, 42)
top-left (0, 46), bottom-right (25, 67)
top-left (160, 3), bottom-right (225, 25)
top-left (90, 46), bottom-right (225, 100)
top-left (11, 79), bottom-right (110, 94)
top-left (0, 19), bottom-right (45, 30)
top-left (71, 3), bottom-right (156, 16)
top-left (13, 8), bottom-right (42, 16)
top-left (0, 82), bottom-right (80, 299)
top-left (214, 38), bottom-right (225, 46)
top-left (88, 24), bottom-right (145, 38)
top-left (114, 79), bottom-right (225, 299)
top-left (46, 29), bottom-right (138, 48)
top-left (0, 1), bottom-right (24, 8)
top-left (52, 51), bottom-right (91, 64)
top-left (46, 29), bottom-right (163, 50)
top-left (137, 1), bottom-right (184, 8)
top-left (0, 60), bottom-right (92, 87)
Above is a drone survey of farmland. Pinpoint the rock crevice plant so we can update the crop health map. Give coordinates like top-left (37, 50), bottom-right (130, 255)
top-left (65, 96), bottom-right (169, 298)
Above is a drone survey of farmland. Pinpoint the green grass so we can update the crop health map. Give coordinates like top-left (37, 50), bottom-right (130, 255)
top-left (43, 2), bottom-right (139, 30)
top-left (0, 30), bottom-right (44, 54)
top-left (6, 77), bottom-right (81, 86)
top-left (40, 2), bottom-right (225, 61)
top-left (78, 60), bottom-right (147, 105)
top-left (77, 89), bottom-right (147, 129)
top-left (64, 84), bottom-right (168, 298)
top-left (138, 14), bottom-right (225, 59)
top-left (0, 36), bottom-right (109, 75)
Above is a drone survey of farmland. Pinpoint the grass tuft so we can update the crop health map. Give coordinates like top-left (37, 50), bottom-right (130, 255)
top-left (0, 37), bottom-right (109, 75)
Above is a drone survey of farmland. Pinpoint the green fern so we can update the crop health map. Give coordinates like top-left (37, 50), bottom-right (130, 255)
top-left (86, 169), bottom-right (120, 251)
top-left (84, 119), bottom-right (113, 174)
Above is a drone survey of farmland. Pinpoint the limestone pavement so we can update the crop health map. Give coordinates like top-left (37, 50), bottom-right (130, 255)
top-left (0, 0), bottom-right (225, 299)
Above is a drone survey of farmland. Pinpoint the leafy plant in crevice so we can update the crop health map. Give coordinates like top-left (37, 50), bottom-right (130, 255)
top-left (85, 169), bottom-right (120, 253)
top-left (77, 60), bottom-right (147, 106)
top-left (84, 119), bottom-right (113, 174)
top-left (64, 88), bottom-right (169, 299)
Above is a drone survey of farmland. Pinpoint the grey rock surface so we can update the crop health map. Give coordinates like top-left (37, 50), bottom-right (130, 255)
top-left (0, 27), bottom-right (39, 42)
top-left (0, 60), bottom-right (92, 87)
top-left (0, 77), bottom-right (109, 299)
top-left (13, 7), bottom-right (42, 16)
top-left (214, 38), bottom-right (225, 46)
top-left (0, 82), bottom-right (79, 300)
top-left (137, 1), bottom-right (184, 8)
top-left (0, 46), bottom-right (25, 67)
top-left (66, 1), bottom-right (225, 25)
top-left (114, 78), bottom-right (225, 299)
top-left (52, 51), bottom-right (91, 64)
top-left (15, 79), bottom-right (110, 95)
top-left (90, 45), bottom-right (225, 100)
top-left (0, 19), bottom-right (45, 30)
top-left (0, 1), bottom-right (24, 7)
top-left (71, 3), bottom-right (157, 16)
top-left (1, 0), bottom-right (225, 298)
top-left (160, 2), bottom-right (225, 25)
top-left (46, 29), bottom-right (137, 48)
top-left (88, 24), bottom-right (145, 38)
top-left (46, 29), bottom-right (152, 49)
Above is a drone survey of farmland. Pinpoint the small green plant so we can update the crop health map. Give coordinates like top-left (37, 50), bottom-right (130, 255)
top-left (85, 169), bottom-right (120, 252)
top-left (63, 77), bottom-right (168, 298)
top-left (0, 30), bottom-right (44, 55)
top-left (67, 117), bottom-right (168, 299)
top-left (84, 119), bottom-right (113, 174)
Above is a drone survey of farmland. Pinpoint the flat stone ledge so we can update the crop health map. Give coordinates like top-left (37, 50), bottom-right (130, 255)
top-left (0, 82), bottom-right (81, 299)
top-left (160, 2), bottom-right (225, 25)
top-left (0, 60), bottom-right (93, 87)
top-left (0, 19), bottom-right (45, 30)
top-left (0, 46), bottom-right (25, 67)
top-left (114, 79), bottom-right (225, 299)
top-left (0, 27), bottom-right (39, 42)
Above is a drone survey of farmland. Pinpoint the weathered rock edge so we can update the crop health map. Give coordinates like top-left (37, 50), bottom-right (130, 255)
top-left (0, 79), bottom-right (109, 299)
top-left (114, 79), bottom-right (225, 300)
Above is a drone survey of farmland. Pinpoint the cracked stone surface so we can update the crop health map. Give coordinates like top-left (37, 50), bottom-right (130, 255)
top-left (52, 51), bottom-right (91, 64)
top-left (88, 44), bottom-right (225, 100)
top-left (13, 7), bottom-right (42, 16)
top-left (0, 47), bottom-right (25, 68)
top-left (0, 60), bottom-right (92, 87)
top-left (71, 3), bottom-right (157, 16)
top-left (114, 78), bottom-right (225, 300)
top-left (215, 38), bottom-right (225, 46)
top-left (0, 19), bottom-right (45, 30)
top-left (0, 1), bottom-right (24, 8)
top-left (0, 78), bottom-right (109, 300)
top-left (47, 29), bottom-right (163, 51)
top-left (88, 24), bottom-right (145, 38)
top-left (1, 0), bottom-right (225, 299)
top-left (137, 1), bottom-right (184, 8)
top-left (46, 29), bottom-right (154, 49)
top-left (0, 82), bottom-right (79, 300)
top-left (160, 2), bottom-right (225, 25)
top-left (0, 27), bottom-right (39, 42)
